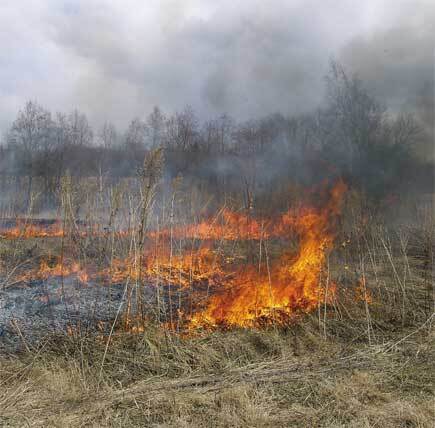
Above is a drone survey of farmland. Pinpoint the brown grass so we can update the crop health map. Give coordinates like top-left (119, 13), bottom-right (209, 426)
top-left (0, 183), bottom-right (433, 427)
top-left (0, 315), bottom-right (434, 427)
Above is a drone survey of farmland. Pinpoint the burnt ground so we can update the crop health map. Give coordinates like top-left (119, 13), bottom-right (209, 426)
top-left (0, 276), bottom-right (149, 353)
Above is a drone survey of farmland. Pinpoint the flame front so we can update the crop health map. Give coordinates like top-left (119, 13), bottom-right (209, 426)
top-left (0, 219), bottom-right (64, 239)
top-left (0, 181), bottom-right (347, 330)
top-left (189, 180), bottom-right (347, 328)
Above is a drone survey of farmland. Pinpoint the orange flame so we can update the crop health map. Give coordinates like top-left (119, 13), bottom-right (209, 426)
top-left (1, 181), bottom-right (347, 330)
top-left (0, 219), bottom-right (64, 239)
top-left (188, 180), bottom-right (347, 328)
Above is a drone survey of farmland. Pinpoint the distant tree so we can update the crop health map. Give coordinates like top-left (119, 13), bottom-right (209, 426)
top-left (99, 122), bottom-right (118, 149)
top-left (123, 118), bottom-right (148, 170)
top-left (321, 61), bottom-right (422, 198)
top-left (95, 122), bottom-right (119, 180)
top-left (51, 113), bottom-right (70, 189)
top-left (146, 106), bottom-right (166, 148)
top-left (233, 120), bottom-right (260, 154)
top-left (9, 101), bottom-right (53, 208)
top-left (165, 106), bottom-right (198, 151)
top-left (202, 115), bottom-right (234, 154)
top-left (125, 118), bottom-right (148, 151)
top-left (389, 113), bottom-right (422, 148)
top-left (285, 113), bottom-right (321, 158)
top-left (310, 61), bottom-right (379, 184)
top-left (66, 110), bottom-right (93, 147)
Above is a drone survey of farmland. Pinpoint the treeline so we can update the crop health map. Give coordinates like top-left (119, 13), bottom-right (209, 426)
top-left (0, 63), bottom-right (432, 210)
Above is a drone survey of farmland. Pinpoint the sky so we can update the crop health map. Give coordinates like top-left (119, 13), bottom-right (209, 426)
top-left (0, 0), bottom-right (433, 133)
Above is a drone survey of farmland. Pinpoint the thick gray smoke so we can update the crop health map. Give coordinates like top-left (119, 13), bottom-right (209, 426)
top-left (339, 1), bottom-right (434, 156)
top-left (0, 0), bottom-right (433, 136)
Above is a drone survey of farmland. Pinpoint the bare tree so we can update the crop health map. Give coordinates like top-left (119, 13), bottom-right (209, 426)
top-left (323, 60), bottom-right (386, 171)
top-left (67, 110), bottom-right (93, 147)
top-left (203, 114), bottom-right (234, 154)
top-left (9, 100), bottom-right (53, 209)
top-left (99, 122), bottom-right (118, 149)
top-left (146, 106), bottom-right (166, 149)
top-left (165, 106), bottom-right (198, 151)
top-left (390, 113), bottom-right (422, 147)
top-left (125, 118), bottom-right (148, 151)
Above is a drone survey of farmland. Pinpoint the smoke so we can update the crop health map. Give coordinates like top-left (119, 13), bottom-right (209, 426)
top-left (0, 0), bottom-right (433, 134)
top-left (339, 0), bottom-right (434, 156)
top-left (45, 0), bottom-right (353, 124)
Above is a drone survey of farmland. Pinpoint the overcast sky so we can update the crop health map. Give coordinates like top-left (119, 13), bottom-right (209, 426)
top-left (0, 0), bottom-right (433, 132)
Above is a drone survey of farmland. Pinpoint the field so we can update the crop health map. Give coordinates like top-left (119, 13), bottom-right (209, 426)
top-left (0, 320), bottom-right (433, 427)
top-left (1, 3), bottom-right (434, 425)
top-left (0, 176), bottom-right (433, 427)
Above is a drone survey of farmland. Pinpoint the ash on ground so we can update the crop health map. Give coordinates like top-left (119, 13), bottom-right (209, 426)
top-left (0, 276), bottom-right (153, 353)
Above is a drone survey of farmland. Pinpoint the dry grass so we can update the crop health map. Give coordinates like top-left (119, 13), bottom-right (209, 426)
top-left (0, 316), bottom-right (433, 427)
top-left (0, 184), bottom-right (433, 426)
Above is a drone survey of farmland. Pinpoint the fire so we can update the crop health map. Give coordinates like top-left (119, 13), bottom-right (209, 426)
top-left (14, 257), bottom-right (90, 283)
top-left (0, 181), bottom-right (347, 331)
top-left (100, 245), bottom-right (224, 288)
top-left (0, 219), bottom-right (64, 239)
top-left (150, 209), bottom-right (269, 241)
top-left (188, 180), bottom-right (347, 328)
